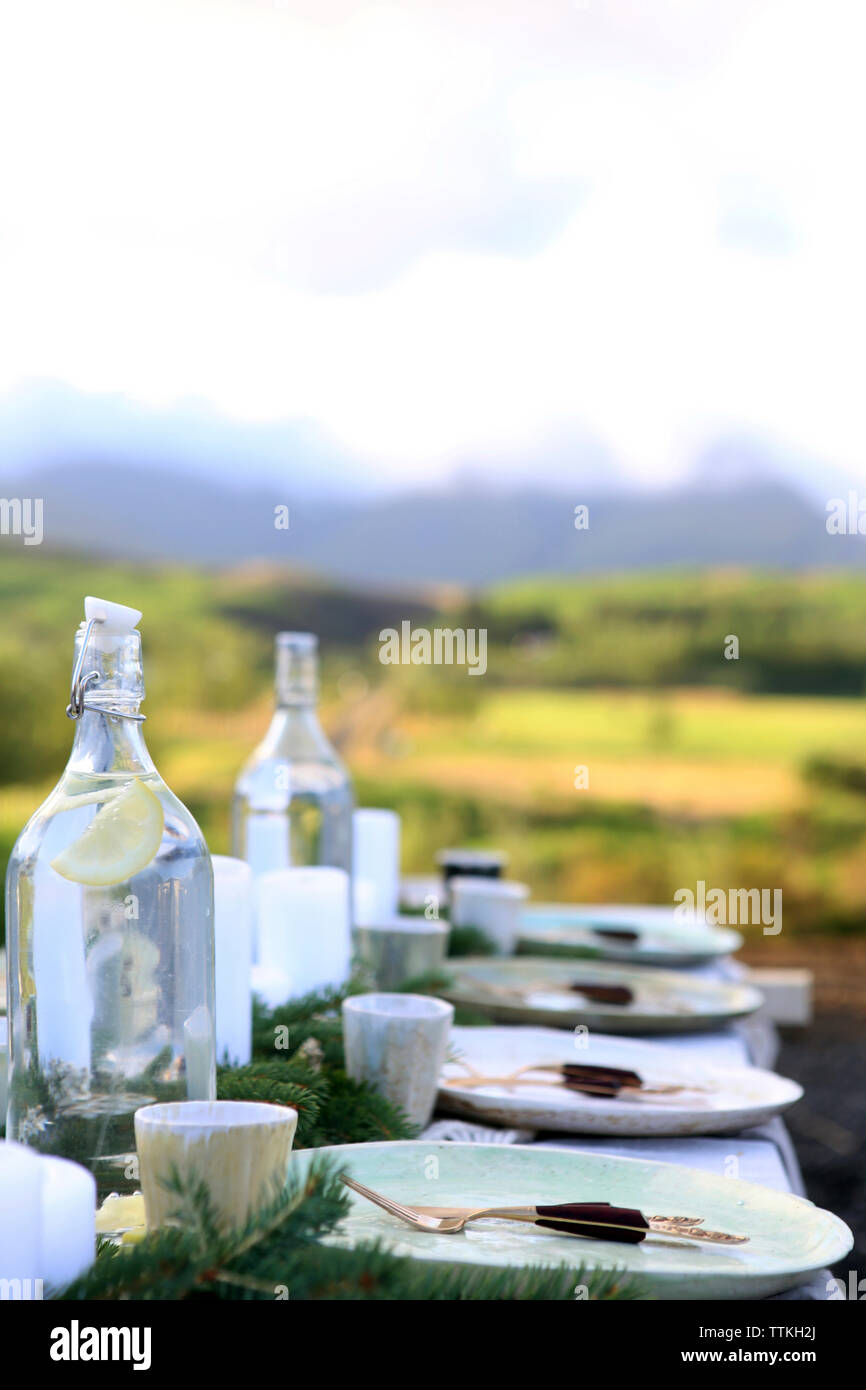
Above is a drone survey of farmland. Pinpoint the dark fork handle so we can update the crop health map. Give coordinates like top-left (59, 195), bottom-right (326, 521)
top-left (591, 927), bottom-right (641, 943)
top-left (568, 982), bottom-right (634, 1005)
top-left (534, 1201), bottom-right (648, 1243)
top-left (561, 1063), bottom-right (643, 1094)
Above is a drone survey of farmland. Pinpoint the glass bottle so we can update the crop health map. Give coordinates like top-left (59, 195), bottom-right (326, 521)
top-left (4, 598), bottom-right (215, 1197)
top-left (232, 632), bottom-right (353, 894)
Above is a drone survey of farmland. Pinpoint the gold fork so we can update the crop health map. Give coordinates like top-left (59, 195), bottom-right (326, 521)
top-left (341, 1176), bottom-right (748, 1244)
top-left (443, 1060), bottom-right (717, 1098)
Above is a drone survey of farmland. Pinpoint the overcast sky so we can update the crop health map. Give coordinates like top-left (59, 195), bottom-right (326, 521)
top-left (1, 0), bottom-right (863, 495)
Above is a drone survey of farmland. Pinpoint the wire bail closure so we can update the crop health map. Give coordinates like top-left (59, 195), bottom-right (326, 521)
top-left (66, 616), bottom-right (146, 722)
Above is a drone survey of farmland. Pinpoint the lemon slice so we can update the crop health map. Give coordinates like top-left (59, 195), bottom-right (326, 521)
top-left (51, 779), bottom-right (165, 886)
top-left (95, 1192), bottom-right (147, 1236)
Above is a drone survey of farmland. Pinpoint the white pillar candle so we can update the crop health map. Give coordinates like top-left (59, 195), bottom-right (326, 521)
top-left (244, 813), bottom-right (290, 877)
top-left (0, 1017), bottom-right (8, 1124)
top-left (38, 1154), bottom-right (97, 1288)
top-left (0, 1142), bottom-right (42, 1285)
top-left (182, 1004), bottom-right (215, 1100)
top-left (212, 856), bottom-right (253, 1066)
top-left (353, 876), bottom-right (378, 929)
top-left (33, 874), bottom-right (92, 1072)
top-left (257, 867), bottom-right (351, 996)
top-left (352, 809), bottom-right (401, 926)
top-left (0, 1142), bottom-right (95, 1294)
top-left (250, 964), bottom-right (293, 1010)
top-left (243, 814), bottom-right (290, 962)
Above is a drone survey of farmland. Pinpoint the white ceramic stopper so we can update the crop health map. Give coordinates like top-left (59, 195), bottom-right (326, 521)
top-left (84, 596), bottom-right (142, 633)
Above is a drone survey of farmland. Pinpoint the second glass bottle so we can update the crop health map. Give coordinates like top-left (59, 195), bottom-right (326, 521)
top-left (232, 633), bottom-right (353, 900)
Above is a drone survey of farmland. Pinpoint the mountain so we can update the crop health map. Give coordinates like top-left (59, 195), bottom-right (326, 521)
top-left (0, 380), bottom-right (373, 500)
top-left (2, 461), bottom-right (861, 586)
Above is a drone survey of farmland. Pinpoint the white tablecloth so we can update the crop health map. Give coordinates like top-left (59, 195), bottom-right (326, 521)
top-left (425, 957), bottom-right (832, 1299)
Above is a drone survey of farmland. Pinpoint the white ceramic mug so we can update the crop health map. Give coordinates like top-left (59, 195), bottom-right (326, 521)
top-left (135, 1100), bottom-right (298, 1232)
top-left (449, 877), bottom-right (529, 954)
top-left (342, 993), bottom-right (454, 1130)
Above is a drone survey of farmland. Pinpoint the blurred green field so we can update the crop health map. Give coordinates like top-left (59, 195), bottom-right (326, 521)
top-left (392, 686), bottom-right (866, 760)
top-left (2, 553), bottom-right (866, 943)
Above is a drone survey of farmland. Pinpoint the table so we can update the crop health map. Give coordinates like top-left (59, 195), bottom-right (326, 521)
top-left (424, 963), bottom-right (838, 1300)
top-left (0, 939), bottom-right (839, 1299)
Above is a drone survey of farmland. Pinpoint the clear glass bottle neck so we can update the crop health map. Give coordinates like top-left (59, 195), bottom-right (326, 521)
top-left (275, 633), bottom-right (319, 709)
top-left (67, 709), bottom-right (155, 776)
top-left (65, 626), bottom-right (155, 776)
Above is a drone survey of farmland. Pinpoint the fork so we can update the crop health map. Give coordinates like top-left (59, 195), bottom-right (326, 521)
top-left (443, 1060), bottom-right (717, 1099)
top-left (471, 978), bottom-right (635, 1006)
top-left (341, 1176), bottom-right (748, 1244)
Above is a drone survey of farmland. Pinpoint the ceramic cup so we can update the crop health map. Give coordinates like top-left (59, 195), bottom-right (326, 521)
top-left (342, 993), bottom-right (454, 1130)
top-left (449, 877), bottom-right (529, 954)
top-left (435, 847), bottom-right (508, 886)
top-left (353, 915), bottom-right (448, 989)
top-left (135, 1100), bottom-right (298, 1233)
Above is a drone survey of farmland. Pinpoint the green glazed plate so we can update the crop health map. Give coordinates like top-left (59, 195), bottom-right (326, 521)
top-left (440, 956), bottom-right (762, 1033)
top-left (291, 1141), bottom-right (851, 1300)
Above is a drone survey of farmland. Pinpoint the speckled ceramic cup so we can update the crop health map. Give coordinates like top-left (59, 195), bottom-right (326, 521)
top-left (135, 1100), bottom-right (297, 1233)
top-left (342, 993), bottom-right (454, 1130)
top-left (353, 915), bottom-right (448, 989)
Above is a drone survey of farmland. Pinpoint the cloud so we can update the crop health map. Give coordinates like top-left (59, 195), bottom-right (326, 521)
top-left (0, 0), bottom-right (863, 492)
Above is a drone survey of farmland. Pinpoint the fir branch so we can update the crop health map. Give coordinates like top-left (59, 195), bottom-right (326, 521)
top-left (60, 989), bottom-right (647, 1301)
top-left (156, 1166), bottom-right (225, 1250)
top-left (397, 968), bottom-right (456, 995)
top-left (304, 1071), bottom-right (416, 1146)
top-left (244, 988), bottom-right (416, 1145)
top-left (61, 1160), bottom-right (644, 1302)
top-left (447, 925), bottom-right (497, 957)
top-left (251, 986), bottom-right (351, 1066)
top-left (217, 1058), bottom-right (328, 1146)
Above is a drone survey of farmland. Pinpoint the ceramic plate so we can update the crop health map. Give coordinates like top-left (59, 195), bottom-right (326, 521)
top-left (439, 1027), bottom-right (802, 1136)
top-left (520, 904), bottom-right (743, 966)
top-left (440, 956), bottom-right (762, 1033)
top-left (292, 1140), bottom-right (851, 1300)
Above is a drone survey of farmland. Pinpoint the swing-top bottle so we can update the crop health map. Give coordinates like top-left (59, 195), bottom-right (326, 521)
top-left (4, 597), bottom-right (216, 1196)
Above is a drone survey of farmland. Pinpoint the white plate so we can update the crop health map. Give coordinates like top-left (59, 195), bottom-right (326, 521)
top-left (521, 904), bottom-right (743, 966)
top-left (439, 1027), bottom-right (803, 1137)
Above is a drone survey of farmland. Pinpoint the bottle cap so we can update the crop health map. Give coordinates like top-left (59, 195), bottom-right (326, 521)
top-left (67, 598), bottom-right (146, 718)
top-left (84, 596), bottom-right (142, 634)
